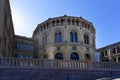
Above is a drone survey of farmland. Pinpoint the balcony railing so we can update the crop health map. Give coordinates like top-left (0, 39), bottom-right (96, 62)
top-left (0, 58), bottom-right (120, 71)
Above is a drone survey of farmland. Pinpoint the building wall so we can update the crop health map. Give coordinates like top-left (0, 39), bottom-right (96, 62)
top-left (97, 42), bottom-right (120, 62)
top-left (0, 0), bottom-right (14, 58)
top-left (0, 68), bottom-right (120, 80)
top-left (14, 35), bottom-right (34, 59)
top-left (33, 16), bottom-right (96, 61)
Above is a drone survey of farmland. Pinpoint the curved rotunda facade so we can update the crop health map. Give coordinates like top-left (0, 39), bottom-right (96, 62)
top-left (33, 15), bottom-right (96, 61)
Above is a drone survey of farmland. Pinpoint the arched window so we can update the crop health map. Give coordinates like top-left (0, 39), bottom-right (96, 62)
top-left (70, 53), bottom-right (79, 60)
top-left (55, 31), bottom-right (62, 43)
top-left (70, 32), bottom-right (73, 42)
top-left (70, 31), bottom-right (78, 42)
top-left (59, 32), bottom-right (62, 42)
top-left (74, 32), bottom-right (78, 42)
top-left (55, 53), bottom-right (63, 60)
top-left (52, 21), bottom-right (55, 26)
top-left (61, 19), bottom-right (64, 25)
top-left (55, 33), bottom-right (58, 43)
top-left (43, 34), bottom-right (48, 45)
top-left (45, 35), bottom-right (48, 44)
top-left (76, 20), bottom-right (79, 26)
top-left (84, 34), bottom-right (89, 44)
top-left (56, 20), bottom-right (59, 25)
top-left (67, 19), bottom-right (70, 25)
top-left (72, 20), bottom-right (74, 25)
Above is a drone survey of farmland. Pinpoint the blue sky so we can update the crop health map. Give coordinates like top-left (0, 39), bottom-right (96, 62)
top-left (10, 0), bottom-right (120, 49)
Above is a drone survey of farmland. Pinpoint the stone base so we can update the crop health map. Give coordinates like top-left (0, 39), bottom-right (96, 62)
top-left (0, 68), bottom-right (120, 80)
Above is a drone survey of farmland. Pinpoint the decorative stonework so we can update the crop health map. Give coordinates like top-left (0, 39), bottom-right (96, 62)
top-left (33, 15), bottom-right (96, 61)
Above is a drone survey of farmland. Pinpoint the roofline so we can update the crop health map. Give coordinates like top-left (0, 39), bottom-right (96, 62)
top-left (33, 15), bottom-right (95, 35)
top-left (97, 42), bottom-right (120, 51)
top-left (14, 35), bottom-right (33, 41)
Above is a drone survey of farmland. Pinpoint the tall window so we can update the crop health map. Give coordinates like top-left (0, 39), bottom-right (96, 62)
top-left (70, 53), bottom-right (79, 60)
top-left (25, 44), bottom-right (29, 51)
top-left (45, 35), bottom-right (48, 44)
top-left (15, 42), bottom-right (19, 49)
top-left (55, 53), bottom-right (63, 60)
top-left (30, 55), bottom-right (33, 59)
top-left (55, 32), bottom-right (62, 43)
top-left (74, 32), bottom-right (77, 42)
top-left (70, 32), bottom-right (73, 42)
top-left (70, 31), bottom-right (78, 42)
top-left (20, 43), bottom-right (24, 50)
top-left (84, 34), bottom-right (89, 44)
top-left (30, 45), bottom-right (33, 51)
top-left (43, 34), bottom-right (48, 45)
top-left (15, 54), bottom-right (19, 58)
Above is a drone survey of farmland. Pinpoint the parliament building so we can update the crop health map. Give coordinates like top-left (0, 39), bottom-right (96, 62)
top-left (0, 0), bottom-right (96, 62)
top-left (33, 16), bottom-right (96, 61)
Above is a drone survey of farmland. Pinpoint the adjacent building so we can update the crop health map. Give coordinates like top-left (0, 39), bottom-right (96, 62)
top-left (33, 15), bottom-right (96, 61)
top-left (97, 42), bottom-right (120, 62)
top-left (14, 35), bottom-right (34, 59)
top-left (0, 0), bottom-right (14, 58)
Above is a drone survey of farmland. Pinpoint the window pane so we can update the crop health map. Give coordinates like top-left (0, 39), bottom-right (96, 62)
top-left (84, 35), bottom-right (86, 44)
top-left (25, 54), bottom-right (29, 59)
top-left (74, 32), bottom-right (77, 42)
top-left (55, 33), bottom-right (58, 43)
top-left (70, 53), bottom-right (79, 60)
top-left (55, 53), bottom-right (63, 60)
top-left (59, 33), bottom-right (62, 42)
top-left (30, 55), bottom-right (33, 59)
top-left (70, 32), bottom-right (73, 42)
top-left (20, 54), bottom-right (24, 59)
top-left (15, 54), bottom-right (19, 58)
top-left (15, 42), bottom-right (19, 49)
top-left (25, 44), bottom-right (29, 51)
top-left (87, 35), bottom-right (89, 44)
top-left (30, 45), bottom-right (33, 51)
top-left (20, 43), bottom-right (24, 50)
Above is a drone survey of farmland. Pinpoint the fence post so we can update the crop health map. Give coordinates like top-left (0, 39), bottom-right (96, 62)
top-left (43, 59), bottom-right (51, 69)
top-left (88, 62), bottom-right (93, 70)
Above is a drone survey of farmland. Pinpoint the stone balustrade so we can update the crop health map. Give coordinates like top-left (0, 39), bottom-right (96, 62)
top-left (0, 58), bottom-right (120, 71)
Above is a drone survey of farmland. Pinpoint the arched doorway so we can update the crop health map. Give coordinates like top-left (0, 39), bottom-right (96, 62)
top-left (70, 53), bottom-right (79, 60)
top-left (55, 53), bottom-right (63, 60)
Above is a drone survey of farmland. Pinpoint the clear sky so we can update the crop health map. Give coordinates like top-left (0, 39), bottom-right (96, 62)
top-left (10, 0), bottom-right (120, 49)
